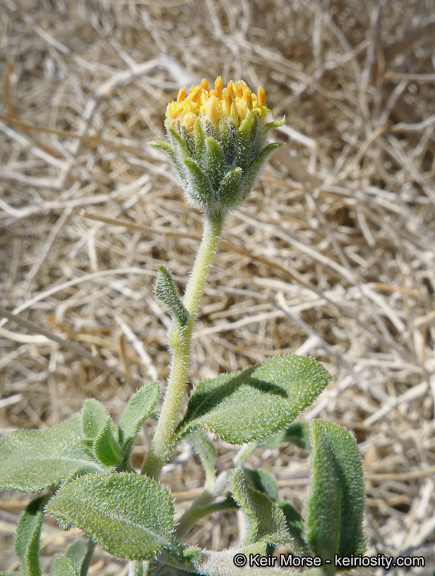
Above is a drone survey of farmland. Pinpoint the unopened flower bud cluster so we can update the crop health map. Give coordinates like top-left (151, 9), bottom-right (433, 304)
top-left (150, 77), bottom-right (284, 222)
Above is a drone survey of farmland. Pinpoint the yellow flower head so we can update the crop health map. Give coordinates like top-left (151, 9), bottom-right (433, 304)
top-left (151, 76), bottom-right (284, 221)
top-left (166, 77), bottom-right (271, 132)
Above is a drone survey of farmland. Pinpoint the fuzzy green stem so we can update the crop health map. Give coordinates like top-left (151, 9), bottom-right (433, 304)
top-left (175, 441), bottom-right (257, 538)
top-left (175, 490), bottom-right (215, 538)
top-left (142, 217), bottom-right (224, 479)
top-left (128, 560), bottom-right (151, 576)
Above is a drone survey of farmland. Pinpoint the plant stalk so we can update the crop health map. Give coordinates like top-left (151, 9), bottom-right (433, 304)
top-left (142, 216), bottom-right (224, 479)
top-left (175, 441), bottom-right (257, 538)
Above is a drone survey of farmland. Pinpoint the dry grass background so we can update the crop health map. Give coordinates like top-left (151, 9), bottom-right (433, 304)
top-left (0, 0), bottom-right (434, 574)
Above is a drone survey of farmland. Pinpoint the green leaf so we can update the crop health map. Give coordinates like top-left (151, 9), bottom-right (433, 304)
top-left (154, 266), bottom-right (190, 327)
top-left (284, 421), bottom-right (311, 451)
top-left (257, 431), bottom-right (286, 450)
top-left (0, 415), bottom-right (105, 493)
top-left (218, 120), bottom-right (237, 165)
top-left (193, 119), bottom-right (206, 163)
top-left (257, 420), bottom-right (310, 452)
top-left (65, 539), bottom-right (95, 576)
top-left (276, 499), bottom-right (309, 556)
top-left (263, 116), bottom-right (286, 134)
top-left (256, 142), bottom-right (284, 162)
top-left (46, 472), bottom-right (176, 560)
top-left (152, 134), bottom-right (189, 192)
top-left (242, 142), bottom-right (283, 200)
top-left (238, 112), bottom-right (255, 135)
top-left (243, 468), bottom-right (279, 502)
top-left (205, 137), bottom-right (225, 192)
top-left (305, 420), bottom-right (365, 572)
top-left (187, 430), bottom-right (216, 491)
top-left (167, 127), bottom-right (192, 159)
top-left (149, 140), bottom-right (175, 158)
top-left (81, 399), bottom-right (108, 440)
top-left (93, 417), bottom-right (122, 467)
top-left (200, 495), bottom-right (239, 515)
top-left (177, 355), bottom-right (330, 444)
top-left (49, 555), bottom-right (79, 576)
top-left (236, 113), bottom-right (254, 165)
top-left (118, 381), bottom-right (160, 464)
top-left (15, 494), bottom-right (50, 576)
top-left (183, 157), bottom-right (213, 207)
top-left (217, 167), bottom-right (242, 208)
top-left (228, 468), bottom-right (288, 546)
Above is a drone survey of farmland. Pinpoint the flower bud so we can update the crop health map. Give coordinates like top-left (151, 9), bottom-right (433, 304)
top-left (150, 77), bottom-right (284, 222)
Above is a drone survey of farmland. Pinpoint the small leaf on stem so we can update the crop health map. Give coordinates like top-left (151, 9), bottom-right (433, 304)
top-left (49, 556), bottom-right (79, 576)
top-left (276, 499), bottom-right (309, 556)
top-left (15, 494), bottom-right (51, 576)
top-left (81, 399), bottom-right (108, 440)
top-left (93, 417), bottom-right (122, 467)
top-left (186, 429), bottom-right (217, 491)
top-left (65, 539), bottom-right (95, 576)
top-left (243, 468), bottom-right (279, 502)
top-left (118, 381), bottom-right (160, 464)
top-left (155, 266), bottom-right (190, 327)
top-left (228, 467), bottom-right (289, 547)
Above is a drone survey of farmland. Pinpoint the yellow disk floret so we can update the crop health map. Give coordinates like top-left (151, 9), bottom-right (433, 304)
top-left (165, 76), bottom-right (271, 132)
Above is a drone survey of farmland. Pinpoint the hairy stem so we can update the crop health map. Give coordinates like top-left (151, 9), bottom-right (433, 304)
top-left (142, 217), bottom-right (224, 479)
top-left (176, 441), bottom-right (257, 538)
top-left (175, 490), bottom-right (216, 538)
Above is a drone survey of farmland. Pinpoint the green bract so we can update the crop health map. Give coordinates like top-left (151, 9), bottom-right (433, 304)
top-left (150, 77), bottom-right (284, 221)
top-left (151, 117), bottom-right (283, 222)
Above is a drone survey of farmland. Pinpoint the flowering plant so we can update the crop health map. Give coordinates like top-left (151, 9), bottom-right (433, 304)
top-left (0, 78), bottom-right (365, 576)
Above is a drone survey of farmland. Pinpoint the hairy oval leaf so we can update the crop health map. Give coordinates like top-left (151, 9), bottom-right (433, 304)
top-left (15, 494), bottom-right (51, 576)
top-left (177, 355), bottom-right (330, 444)
top-left (228, 468), bottom-right (289, 547)
top-left (306, 420), bottom-right (365, 571)
top-left (284, 421), bottom-right (311, 451)
top-left (243, 468), bottom-right (279, 502)
top-left (49, 555), bottom-right (79, 576)
top-left (65, 539), bottom-right (95, 576)
top-left (155, 266), bottom-right (189, 327)
top-left (0, 415), bottom-right (105, 493)
top-left (186, 430), bottom-right (217, 491)
top-left (93, 417), bottom-right (122, 467)
top-left (118, 381), bottom-right (160, 457)
top-left (81, 399), bottom-right (108, 440)
top-left (276, 499), bottom-right (309, 556)
top-left (46, 473), bottom-right (176, 560)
